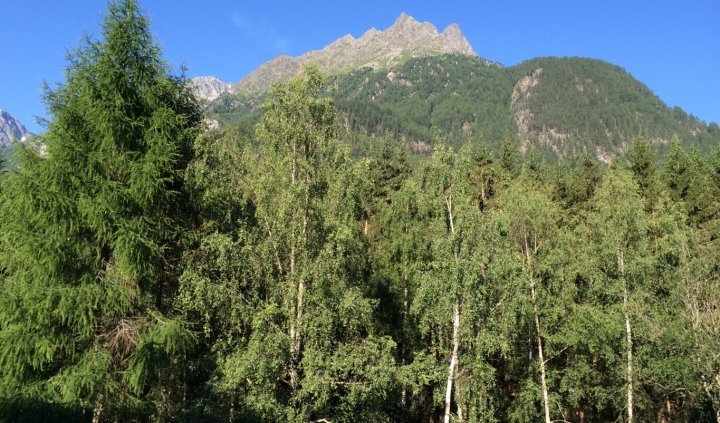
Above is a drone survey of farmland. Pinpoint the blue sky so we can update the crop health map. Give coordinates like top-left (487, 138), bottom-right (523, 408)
top-left (1, 0), bottom-right (718, 133)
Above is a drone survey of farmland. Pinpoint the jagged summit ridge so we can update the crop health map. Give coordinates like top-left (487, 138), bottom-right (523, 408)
top-left (189, 76), bottom-right (232, 103)
top-left (0, 109), bottom-right (28, 148)
top-left (229, 13), bottom-right (477, 94)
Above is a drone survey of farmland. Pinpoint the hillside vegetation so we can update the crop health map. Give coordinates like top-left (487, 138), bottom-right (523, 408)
top-left (209, 54), bottom-right (720, 159)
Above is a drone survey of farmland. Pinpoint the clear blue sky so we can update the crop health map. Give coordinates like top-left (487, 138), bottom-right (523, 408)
top-left (1, 0), bottom-right (718, 133)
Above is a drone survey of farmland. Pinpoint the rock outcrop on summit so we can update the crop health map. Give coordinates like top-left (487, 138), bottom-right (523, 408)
top-left (0, 110), bottom-right (28, 149)
top-left (189, 76), bottom-right (232, 103)
top-left (229, 13), bottom-right (477, 95)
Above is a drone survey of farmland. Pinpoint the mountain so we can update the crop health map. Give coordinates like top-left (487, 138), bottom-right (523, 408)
top-left (337, 56), bottom-right (720, 159)
top-left (228, 13), bottom-right (478, 95)
top-left (204, 16), bottom-right (720, 160)
top-left (209, 54), bottom-right (720, 160)
top-left (505, 57), bottom-right (720, 159)
top-left (189, 76), bottom-right (232, 103)
top-left (0, 109), bottom-right (28, 149)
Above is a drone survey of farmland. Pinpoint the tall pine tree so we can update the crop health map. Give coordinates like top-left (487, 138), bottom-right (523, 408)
top-left (0, 0), bottom-right (200, 419)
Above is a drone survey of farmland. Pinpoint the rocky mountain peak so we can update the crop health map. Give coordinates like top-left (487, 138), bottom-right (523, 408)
top-left (0, 109), bottom-right (29, 148)
top-left (440, 23), bottom-right (476, 56)
top-left (391, 12), bottom-right (420, 29)
top-left (189, 76), bottom-right (232, 103)
top-left (385, 13), bottom-right (441, 44)
top-left (228, 13), bottom-right (477, 95)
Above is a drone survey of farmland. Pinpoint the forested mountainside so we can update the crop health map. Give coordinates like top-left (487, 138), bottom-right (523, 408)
top-left (2, 1), bottom-right (720, 422)
top-left (208, 54), bottom-right (720, 160)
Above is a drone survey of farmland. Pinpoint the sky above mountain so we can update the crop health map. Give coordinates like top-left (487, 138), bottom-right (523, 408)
top-left (1, 0), bottom-right (718, 133)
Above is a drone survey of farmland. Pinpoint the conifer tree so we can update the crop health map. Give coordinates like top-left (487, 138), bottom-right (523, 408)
top-left (627, 138), bottom-right (661, 210)
top-left (499, 137), bottom-right (519, 179)
top-left (0, 0), bottom-right (200, 419)
top-left (664, 137), bottom-right (691, 203)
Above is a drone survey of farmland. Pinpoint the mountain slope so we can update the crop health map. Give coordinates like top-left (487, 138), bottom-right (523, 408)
top-left (202, 12), bottom-right (719, 160)
top-left (208, 54), bottom-right (720, 160)
top-left (228, 13), bottom-right (478, 95)
top-left (507, 57), bottom-right (718, 159)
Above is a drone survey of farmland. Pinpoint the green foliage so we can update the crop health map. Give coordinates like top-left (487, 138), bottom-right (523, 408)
top-left (175, 67), bottom-right (399, 422)
top-left (0, 0), bottom-right (200, 419)
top-left (211, 54), bottom-right (720, 160)
top-left (2, 7), bottom-right (719, 422)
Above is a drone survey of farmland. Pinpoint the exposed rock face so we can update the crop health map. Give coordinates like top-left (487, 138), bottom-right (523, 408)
top-left (0, 109), bottom-right (28, 148)
top-left (510, 68), bottom-right (571, 156)
top-left (189, 76), bottom-right (232, 103)
top-left (511, 67), bottom-right (543, 146)
top-left (230, 13), bottom-right (477, 95)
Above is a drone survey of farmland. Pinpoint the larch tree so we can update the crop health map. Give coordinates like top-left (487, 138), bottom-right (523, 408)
top-left (0, 0), bottom-right (200, 419)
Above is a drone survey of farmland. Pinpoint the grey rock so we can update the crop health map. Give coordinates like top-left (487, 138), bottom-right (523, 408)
top-left (229, 13), bottom-right (477, 95)
top-left (189, 76), bottom-right (232, 103)
top-left (0, 109), bottom-right (29, 148)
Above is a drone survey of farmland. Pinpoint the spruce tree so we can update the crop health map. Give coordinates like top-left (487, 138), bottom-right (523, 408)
top-left (0, 0), bottom-right (200, 419)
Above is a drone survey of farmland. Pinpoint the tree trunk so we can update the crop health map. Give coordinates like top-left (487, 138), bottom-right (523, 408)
top-left (444, 301), bottom-right (460, 423)
top-left (456, 358), bottom-right (464, 422)
top-left (624, 302), bottom-right (633, 423)
top-left (657, 398), bottom-right (673, 423)
top-left (289, 171), bottom-right (310, 393)
top-left (532, 285), bottom-right (552, 423)
top-left (443, 193), bottom-right (460, 423)
top-left (289, 242), bottom-right (299, 391)
top-left (525, 235), bottom-right (551, 423)
top-left (446, 195), bottom-right (455, 235)
top-left (288, 145), bottom-right (300, 391)
top-left (92, 395), bottom-right (103, 423)
top-left (401, 202), bottom-right (411, 410)
top-left (295, 278), bottom-right (305, 360)
top-left (401, 277), bottom-right (409, 408)
top-left (620, 249), bottom-right (634, 423)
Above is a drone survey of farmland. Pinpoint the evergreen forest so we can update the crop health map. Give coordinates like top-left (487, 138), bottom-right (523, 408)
top-left (1, 2), bottom-right (719, 422)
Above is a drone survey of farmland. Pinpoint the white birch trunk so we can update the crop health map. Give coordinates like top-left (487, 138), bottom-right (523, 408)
top-left (619, 249), bottom-right (634, 423)
top-left (401, 202), bottom-right (411, 407)
top-left (444, 302), bottom-right (460, 423)
top-left (288, 241), bottom-right (299, 390)
top-left (526, 235), bottom-right (551, 423)
top-left (401, 280), bottom-right (409, 407)
top-left (456, 358), bottom-right (464, 422)
top-left (443, 193), bottom-right (460, 423)
top-left (446, 195), bottom-right (455, 235)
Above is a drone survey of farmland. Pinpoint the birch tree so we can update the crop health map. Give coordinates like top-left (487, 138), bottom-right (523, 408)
top-left (496, 175), bottom-right (560, 423)
top-left (586, 167), bottom-right (648, 423)
top-left (213, 67), bottom-right (398, 421)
